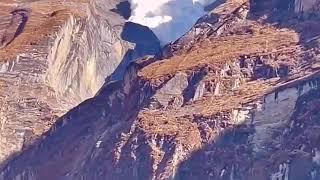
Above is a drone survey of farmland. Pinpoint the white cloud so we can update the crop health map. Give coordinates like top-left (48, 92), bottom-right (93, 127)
top-left (128, 0), bottom-right (216, 45)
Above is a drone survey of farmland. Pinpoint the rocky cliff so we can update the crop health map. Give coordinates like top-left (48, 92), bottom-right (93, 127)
top-left (0, 0), bottom-right (320, 180)
top-left (0, 0), bottom-right (159, 166)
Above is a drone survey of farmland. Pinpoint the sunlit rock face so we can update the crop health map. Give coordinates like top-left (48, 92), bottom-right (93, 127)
top-left (46, 0), bottom-right (160, 105)
top-left (128, 0), bottom-right (216, 45)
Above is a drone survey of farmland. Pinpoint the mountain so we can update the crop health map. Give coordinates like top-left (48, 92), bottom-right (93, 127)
top-left (0, 0), bottom-right (159, 166)
top-left (0, 0), bottom-right (320, 180)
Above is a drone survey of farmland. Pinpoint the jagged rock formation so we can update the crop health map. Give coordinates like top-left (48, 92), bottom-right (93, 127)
top-left (0, 0), bottom-right (320, 180)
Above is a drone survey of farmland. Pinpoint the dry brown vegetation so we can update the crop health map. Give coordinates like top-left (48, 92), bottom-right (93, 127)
top-left (139, 24), bottom-right (300, 82)
top-left (0, 0), bottom-right (88, 61)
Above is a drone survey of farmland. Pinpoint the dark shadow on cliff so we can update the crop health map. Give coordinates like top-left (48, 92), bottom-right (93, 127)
top-left (0, 9), bottom-right (29, 48)
top-left (11, 9), bottom-right (29, 39)
top-left (107, 21), bottom-right (161, 81)
top-left (111, 1), bottom-right (131, 20)
top-left (107, 1), bottom-right (161, 81)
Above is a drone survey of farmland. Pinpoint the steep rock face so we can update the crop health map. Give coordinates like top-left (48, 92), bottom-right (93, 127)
top-left (0, 0), bottom-right (85, 163)
top-left (46, 0), bottom-right (160, 104)
top-left (1, 0), bottom-right (320, 180)
top-left (0, 0), bottom-right (159, 165)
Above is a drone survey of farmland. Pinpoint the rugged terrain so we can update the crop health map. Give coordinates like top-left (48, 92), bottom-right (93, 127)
top-left (0, 0), bottom-right (320, 180)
